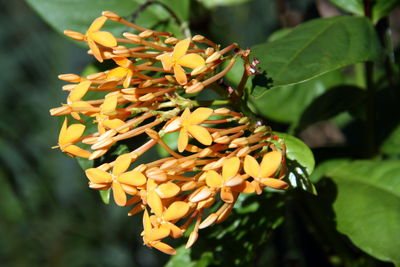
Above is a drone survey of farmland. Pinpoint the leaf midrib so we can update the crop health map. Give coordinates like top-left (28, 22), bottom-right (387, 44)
top-left (273, 17), bottom-right (349, 80)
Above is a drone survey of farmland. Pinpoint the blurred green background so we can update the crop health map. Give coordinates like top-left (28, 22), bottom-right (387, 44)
top-left (1, 0), bottom-right (399, 266)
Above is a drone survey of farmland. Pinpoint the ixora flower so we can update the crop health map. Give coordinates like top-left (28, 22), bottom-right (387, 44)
top-left (54, 118), bottom-right (91, 158)
top-left (51, 10), bottom-right (290, 255)
top-left (244, 151), bottom-right (288, 194)
top-left (85, 16), bottom-right (117, 62)
top-left (157, 38), bottom-right (205, 85)
top-left (205, 157), bottom-right (244, 203)
top-left (164, 107), bottom-right (213, 152)
top-left (85, 153), bottom-right (146, 206)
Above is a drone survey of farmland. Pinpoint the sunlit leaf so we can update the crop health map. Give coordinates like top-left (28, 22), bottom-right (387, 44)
top-left (327, 160), bottom-right (400, 264)
top-left (251, 16), bottom-right (381, 87)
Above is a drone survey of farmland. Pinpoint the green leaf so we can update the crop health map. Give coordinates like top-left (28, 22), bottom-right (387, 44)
top-left (328, 0), bottom-right (363, 16)
top-left (99, 188), bottom-right (111, 204)
top-left (166, 246), bottom-right (215, 267)
top-left (327, 160), bottom-right (400, 264)
top-left (329, 0), bottom-right (400, 23)
top-left (297, 85), bottom-right (366, 130)
top-left (309, 159), bottom-right (350, 183)
top-left (251, 16), bottom-right (381, 87)
top-left (250, 70), bottom-right (344, 124)
top-left (373, 0), bottom-right (400, 23)
top-left (25, 0), bottom-right (189, 38)
top-left (274, 132), bottom-right (316, 194)
top-left (381, 124), bottom-right (400, 156)
top-left (197, 0), bottom-right (250, 8)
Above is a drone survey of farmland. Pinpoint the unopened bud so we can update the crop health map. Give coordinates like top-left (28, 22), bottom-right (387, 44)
top-left (205, 51), bottom-right (221, 64)
top-left (139, 30), bottom-right (153, 38)
top-left (64, 30), bottom-right (84, 41)
top-left (164, 37), bottom-right (178, 45)
top-left (102, 11), bottom-right (121, 21)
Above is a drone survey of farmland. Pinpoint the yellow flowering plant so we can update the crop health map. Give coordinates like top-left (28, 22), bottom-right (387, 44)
top-left (50, 10), bottom-right (311, 256)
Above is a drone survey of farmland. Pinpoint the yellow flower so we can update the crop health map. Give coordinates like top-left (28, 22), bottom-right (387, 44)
top-left (67, 80), bottom-right (93, 121)
top-left (157, 38), bottom-right (205, 85)
top-left (56, 118), bottom-right (91, 158)
top-left (85, 16), bottom-right (117, 62)
top-left (100, 57), bottom-right (144, 89)
top-left (244, 151), bottom-right (288, 194)
top-left (85, 153), bottom-right (146, 206)
top-left (164, 107), bottom-right (213, 152)
top-left (205, 157), bottom-right (244, 203)
top-left (142, 210), bottom-right (177, 255)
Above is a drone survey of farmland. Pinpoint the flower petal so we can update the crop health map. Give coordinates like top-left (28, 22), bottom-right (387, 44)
top-left (63, 123), bottom-right (85, 144)
top-left (64, 145), bottom-right (91, 158)
top-left (113, 153), bottom-right (132, 176)
top-left (112, 181), bottom-right (127, 206)
top-left (163, 201), bottom-right (189, 221)
top-left (87, 38), bottom-right (102, 62)
top-left (90, 31), bottom-right (117, 47)
top-left (88, 16), bottom-right (107, 32)
top-left (120, 184), bottom-right (138, 196)
top-left (85, 168), bottom-right (112, 184)
top-left (260, 178), bottom-right (289, 190)
top-left (143, 209), bottom-right (152, 236)
top-left (186, 125), bottom-right (212, 146)
top-left (155, 182), bottom-right (181, 199)
top-left (222, 157), bottom-right (240, 181)
top-left (123, 70), bottom-right (132, 88)
top-left (244, 155), bottom-right (260, 179)
top-left (177, 129), bottom-right (189, 153)
top-left (107, 67), bottom-right (128, 80)
top-left (167, 222), bottom-right (183, 238)
top-left (260, 151), bottom-right (282, 178)
top-left (158, 53), bottom-right (174, 71)
top-left (69, 81), bottom-right (91, 102)
top-left (149, 225), bottom-right (170, 241)
top-left (231, 180), bottom-right (255, 193)
top-left (58, 118), bottom-right (68, 144)
top-left (147, 190), bottom-right (163, 217)
top-left (118, 170), bottom-right (146, 186)
top-left (187, 107), bottom-right (213, 124)
top-left (102, 118), bottom-right (128, 133)
top-left (180, 108), bottom-right (191, 121)
top-left (101, 94), bottom-right (118, 116)
top-left (220, 187), bottom-right (234, 203)
top-left (173, 38), bottom-right (190, 59)
top-left (205, 170), bottom-right (223, 188)
top-left (152, 241), bottom-right (176, 255)
top-left (177, 53), bottom-right (205, 69)
top-left (173, 65), bottom-right (187, 85)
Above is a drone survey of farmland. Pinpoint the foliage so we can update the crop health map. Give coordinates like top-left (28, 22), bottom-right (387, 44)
top-left (1, 0), bottom-right (398, 266)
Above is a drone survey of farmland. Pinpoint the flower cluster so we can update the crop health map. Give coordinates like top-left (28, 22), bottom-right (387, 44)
top-left (50, 11), bottom-right (289, 255)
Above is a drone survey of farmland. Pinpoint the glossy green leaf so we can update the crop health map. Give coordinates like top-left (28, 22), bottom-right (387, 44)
top-left (99, 188), bottom-right (111, 205)
top-left (250, 70), bottom-right (344, 124)
top-left (274, 132), bottom-right (316, 194)
top-left (309, 159), bottom-right (350, 183)
top-left (251, 16), bottom-right (381, 87)
top-left (25, 0), bottom-right (189, 38)
top-left (372, 0), bottom-right (400, 23)
top-left (328, 0), bottom-right (363, 15)
top-left (329, 0), bottom-right (400, 23)
top-left (166, 246), bottom-right (214, 267)
top-left (381, 124), bottom-right (400, 155)
top-left (198, 0), bottom-right (250, 8)
top-left (327, 160), bottom-right (400, 264)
